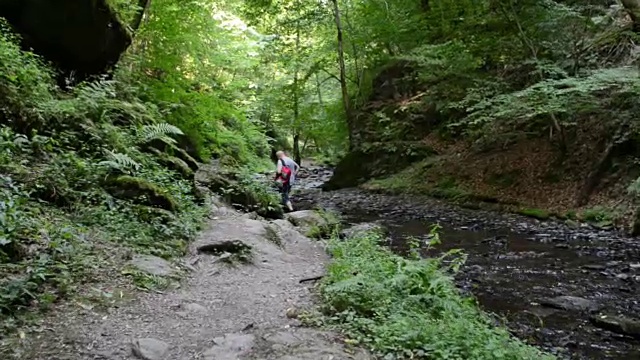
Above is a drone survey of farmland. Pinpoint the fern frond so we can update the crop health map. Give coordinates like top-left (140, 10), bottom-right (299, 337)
top-left (98, 150), bottom-right (140, 173)
top-left (138, 123), bottom-right (184, 144)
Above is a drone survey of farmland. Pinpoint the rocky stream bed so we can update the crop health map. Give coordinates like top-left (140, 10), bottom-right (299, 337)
top-left (294, 165), bottom-right (640, 360)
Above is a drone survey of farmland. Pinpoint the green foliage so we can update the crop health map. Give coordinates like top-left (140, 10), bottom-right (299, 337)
top-left (0, 21), bottom-right (218, 334)
top-left (452, 67), bottom-right (640, 137)
top-left (233, 169), bottom-right (283, 216)
top-left (579, 206), bottom-right (617, 227)
top-left (517, 208), bottom-right (551, 220)
top-left (118, 0), bottom-right (272, 165)
top-left (320, 229), bottom-right (553, 359)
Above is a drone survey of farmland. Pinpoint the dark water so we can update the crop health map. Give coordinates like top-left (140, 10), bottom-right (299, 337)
top-left (293, 170), bottom-right (640, 360)
top-left (341, 213), bottom-right (640, 360)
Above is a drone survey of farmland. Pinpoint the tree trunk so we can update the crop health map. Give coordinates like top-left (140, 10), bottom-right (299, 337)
top-left (292, 15), bottom-right (302, 165)
top-left (330, 0), bottom-right (354, 150)
top-left (622, 0), bottom-right (640, 31)
top-left (293, 133), bottom-right (301, 165)
top-left (576, 133), bottom-right (631, 206)
top-left (130, 0), bottom-right (151, 34)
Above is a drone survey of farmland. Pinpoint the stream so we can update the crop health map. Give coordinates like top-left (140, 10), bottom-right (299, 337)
top-left (292, 166), bottom-right (640, 360)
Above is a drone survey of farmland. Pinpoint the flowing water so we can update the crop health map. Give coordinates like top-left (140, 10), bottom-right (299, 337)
top-left (292, 166), bottom-right (640, 360)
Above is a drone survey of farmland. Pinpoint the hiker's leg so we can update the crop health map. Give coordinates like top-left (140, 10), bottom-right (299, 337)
top-left (284, 184), bottom-right (293, 211)
top-left (280, 187), bottom-right (288, 207)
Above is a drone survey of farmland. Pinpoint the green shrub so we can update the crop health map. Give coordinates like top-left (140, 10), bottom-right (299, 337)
top-left (320, 229), bottom-right (554, 360)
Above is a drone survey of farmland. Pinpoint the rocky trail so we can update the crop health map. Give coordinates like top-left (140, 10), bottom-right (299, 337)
top-left (8, 162), bottom-right (640, 360)
top-left (10, 198), bottom-right (369, 360)
top-left (295, 166), bottom-right (640, 360)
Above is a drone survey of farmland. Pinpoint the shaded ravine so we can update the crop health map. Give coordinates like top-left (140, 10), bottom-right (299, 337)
top-left (294, 166), bottom-right (640, 360)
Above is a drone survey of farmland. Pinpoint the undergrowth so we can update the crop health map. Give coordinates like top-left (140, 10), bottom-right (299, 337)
top-left (0, 17), bottom-right (270, 338)
top-left (319, 229), bottom-right (555, 360)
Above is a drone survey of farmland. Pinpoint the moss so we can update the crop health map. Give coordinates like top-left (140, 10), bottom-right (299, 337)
top-left (145, 145), bottom-right (197, 179)
top-left (169, 144), bottom-right (199, 171)
top-left (163, 156), bottom-right (194, 179)
top-left (576, 206), bottom-right (618, 229)
top-left (131, 204), bottom-right (175, 223)
top-left (516, 208), bottom-right (550, 220)
top-left (106, 175), bottom-right (179, 212)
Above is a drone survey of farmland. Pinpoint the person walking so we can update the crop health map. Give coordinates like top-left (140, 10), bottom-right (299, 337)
top-left (274, 150), bottom-right (299, 212)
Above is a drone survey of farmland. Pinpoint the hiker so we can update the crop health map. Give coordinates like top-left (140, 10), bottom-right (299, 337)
top-left (274, 150), bottom-right (300, 212)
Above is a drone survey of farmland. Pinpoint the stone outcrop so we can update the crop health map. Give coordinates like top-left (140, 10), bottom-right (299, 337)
top-left (0, 0), bottom-right (132, 81)
top-left (324, 60), bottom-right (441, 190)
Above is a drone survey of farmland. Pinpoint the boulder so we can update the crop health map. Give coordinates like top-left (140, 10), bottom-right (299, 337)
top-left (105, 175), bottom-right (178, 212)
top-left (285, 210), bottom-right (339, 238)
top-left (128, 254), bottom-right (177, 277)
top-left (191, 217), bottom-right (280, 255)
top-left (340, 222), bottom-right (388, 239)
top-left (131, 338), bottom-right (169, 360)
top-left (0, 0), bottom-right (132, 81)
top-left (195, 162), bottom-right (283, 219)
top-left (202, 333), bottom-right (255, 360)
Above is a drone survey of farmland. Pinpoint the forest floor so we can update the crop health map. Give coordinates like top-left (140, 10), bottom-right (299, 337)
top-left (3, 200), bottom-right (369, 360)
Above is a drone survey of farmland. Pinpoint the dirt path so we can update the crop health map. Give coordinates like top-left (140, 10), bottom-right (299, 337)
top-left (13, 202), bottom-right (369, 360)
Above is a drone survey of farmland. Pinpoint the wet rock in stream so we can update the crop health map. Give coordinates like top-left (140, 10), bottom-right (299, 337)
top-left (540, 296), bottom-right (603, 313)
top-left (292, 169), bottom-right (640, 360)
top-left (591, 315), bottom-right (640, 339)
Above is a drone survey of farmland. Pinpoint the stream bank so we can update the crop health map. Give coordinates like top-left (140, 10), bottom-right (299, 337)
top-left (295, 165), bottom-right (640, 360)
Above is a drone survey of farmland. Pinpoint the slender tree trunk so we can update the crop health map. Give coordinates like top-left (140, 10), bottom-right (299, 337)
top-left (330, 0), bottom-right (354, 150)
top-left (130, 0), bottom-right (151, 33)
top-left (344, 4), bottom-right (361, 86)
top-left (293, 133), bottom-right (301, 165)
top-left (315, 73), bottom-right (326, 109)
top-left (292, 14), bottom-right (302, 166)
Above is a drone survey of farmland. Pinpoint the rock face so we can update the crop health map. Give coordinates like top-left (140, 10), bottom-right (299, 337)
top-left (323, 60), bottom-right (441, 191)
top-left (131, 338), bottom-right (169, 360)
top-left (323, 146), bottom-right (434, 190)
top-left (0, 0), bottom-right (132, 81)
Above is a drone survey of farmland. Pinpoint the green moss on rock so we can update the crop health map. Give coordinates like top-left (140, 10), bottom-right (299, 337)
top-left (106, 175), bottom-right (178, 212)
top-left (169, 144), bottom-right (199, 171)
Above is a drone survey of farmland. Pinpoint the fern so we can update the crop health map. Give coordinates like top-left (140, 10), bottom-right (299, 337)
top-left (98, 150), bottom-right (140, 174)
top-left (137, 123), bottom-right (184, 145)
top-left (450, 67), bottom-right (640, 132)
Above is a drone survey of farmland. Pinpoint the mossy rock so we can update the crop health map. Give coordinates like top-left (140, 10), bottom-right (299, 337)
top-left (162, 156), bottom-right (194, 179)
top-left (146, 147), bottom-right (194, 179)
top-left (105, 176), bottom-right (178, 212)
top-left (323, 144), bottom-right (435, 190)
top-left (145, 140), bottom-right (200, 171)
top-left (516, 208), bottom-right (551, 220)
top-left (168, 144), bottom-right (199, 171)
top-left (194, 163), bottom-right (283, 219)
top-left (131, 204), bottom-right (175, 223)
